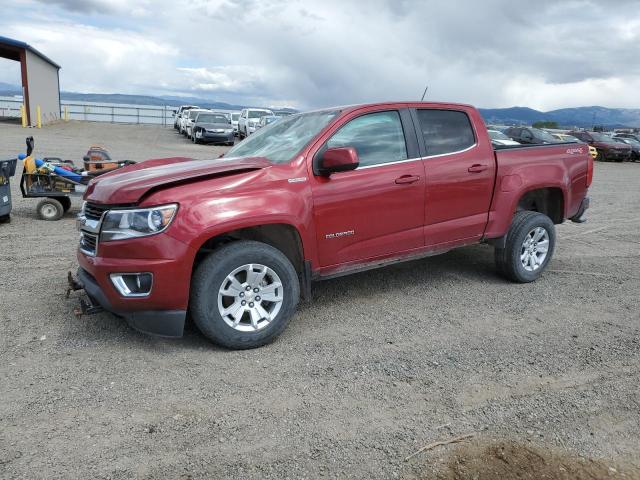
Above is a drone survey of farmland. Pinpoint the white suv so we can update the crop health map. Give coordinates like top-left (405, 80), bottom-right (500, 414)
top-left (178, 106), bottom-right (199, 133)
top-left (238, 108), bottom-right (274, 138)
top-left (173, 105), bottom-right (198, 130)
top-left (229, 111), bottom-right (241, 135)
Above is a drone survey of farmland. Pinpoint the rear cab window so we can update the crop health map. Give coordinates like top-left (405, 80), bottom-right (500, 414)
top-left (415, 109), bottom-right (476, 156)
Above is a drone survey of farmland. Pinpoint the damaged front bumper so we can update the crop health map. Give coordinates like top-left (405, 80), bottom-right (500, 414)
top-left (68, 268), bottom-right (186, 337)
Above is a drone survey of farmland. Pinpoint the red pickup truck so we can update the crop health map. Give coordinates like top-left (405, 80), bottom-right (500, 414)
top-left (74, 102), bottom-right (592, 349)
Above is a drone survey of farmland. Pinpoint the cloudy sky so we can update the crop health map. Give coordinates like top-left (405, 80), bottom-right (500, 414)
top-left (1, 0), bottom-right (639, 110)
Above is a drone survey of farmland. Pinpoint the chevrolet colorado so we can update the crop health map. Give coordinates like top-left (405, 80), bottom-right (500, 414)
top-left (74, 102), bottom-right (592, 349)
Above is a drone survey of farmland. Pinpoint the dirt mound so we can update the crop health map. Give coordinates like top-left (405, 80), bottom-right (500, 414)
top-left (438, 440), bottom-right (640, 480)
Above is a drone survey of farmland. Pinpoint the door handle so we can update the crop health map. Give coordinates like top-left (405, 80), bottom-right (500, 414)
top-left (395, 175), bottom-right (420, 184)
top-left (468, 164), bottom-right (488, 173)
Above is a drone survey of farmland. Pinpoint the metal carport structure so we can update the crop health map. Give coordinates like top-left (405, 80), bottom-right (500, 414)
top-left (0, 35), bottom-right (61, 126)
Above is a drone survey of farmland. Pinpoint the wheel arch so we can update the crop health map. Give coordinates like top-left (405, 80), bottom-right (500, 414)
top-left (515, 186), bottom-right (565, 224)
top-left (192, 222), bottom-right (305, 276)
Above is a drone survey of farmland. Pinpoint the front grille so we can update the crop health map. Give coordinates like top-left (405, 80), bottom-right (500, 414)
top-left (84, 202), bottom-right (109, 221)
top-left (80, 231), bottom-right (98, 256)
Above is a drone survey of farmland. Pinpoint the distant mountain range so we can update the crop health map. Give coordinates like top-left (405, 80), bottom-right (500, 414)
top-left (479, 106), bottom-right (640, 128)
top-left (0, 83), bottom-right (295, 113)
top-left (1, 82), bottom-right (638, 126)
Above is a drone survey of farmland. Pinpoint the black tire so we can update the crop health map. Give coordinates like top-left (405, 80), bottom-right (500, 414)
top-left (190, 240), bottom-right (300, 349)
top-left (37, 198), bottom-right (64, 221)
top-left (0, 214), bottom-right (10, 224)
top-left (59, 196), bottom-right (72, 212)
top-left (495, 211), bottom-right (556, 283)
top-left (595, 150), bottom-right (605, 162)
top-left (226, 142), bottom-right (234, 146)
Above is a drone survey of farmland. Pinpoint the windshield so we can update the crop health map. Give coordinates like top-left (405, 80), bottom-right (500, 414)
top-left (226, 110), bottom-right (341, 164)
top-left (249, 110), bottom-right (272, 119)
top-left (488, 130), bottom-right (510, 140)
top-left (197, 114), bottom-right (229, 124)
top-left (618, 138), bottom-right (640, 146)
top-left (231, 113), bottom-right (240, 121)
top-left (189, 110), bottom-right (205, 119)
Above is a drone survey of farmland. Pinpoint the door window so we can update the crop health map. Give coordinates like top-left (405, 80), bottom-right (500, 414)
top-left (416, 109), bottom-right (476, 156)
top-left (326, 111), bottom-right (408, 168)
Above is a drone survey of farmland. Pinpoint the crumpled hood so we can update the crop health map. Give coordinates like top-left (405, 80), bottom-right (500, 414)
top-left (85, 156), bottom-right (271, 204)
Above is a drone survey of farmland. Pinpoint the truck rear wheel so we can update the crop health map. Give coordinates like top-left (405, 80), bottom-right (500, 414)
top-left (495, 211), bottom-right (556, 283)
top-left (190, 240), bottom-right (300, 349)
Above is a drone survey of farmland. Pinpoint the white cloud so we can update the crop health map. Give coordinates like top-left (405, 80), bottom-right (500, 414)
top-left (2, 0), bottom-right (640, 110)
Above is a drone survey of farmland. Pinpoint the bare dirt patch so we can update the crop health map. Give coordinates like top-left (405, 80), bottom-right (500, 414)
top-left (437, 439), bottom-right (640, 480)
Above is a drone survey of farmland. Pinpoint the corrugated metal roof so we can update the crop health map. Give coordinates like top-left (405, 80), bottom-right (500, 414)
top-left (0, 35), bottom-right (61, 69)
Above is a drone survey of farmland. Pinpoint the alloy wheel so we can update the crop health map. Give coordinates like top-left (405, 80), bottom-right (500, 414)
top-left (217, 263), bottom-right (284, 332)
top-left (520, 227), bottom-right (549, 272)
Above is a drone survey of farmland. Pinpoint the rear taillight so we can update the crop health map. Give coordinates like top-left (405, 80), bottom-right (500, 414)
top-left (586, 154), bottom-right (594, 187)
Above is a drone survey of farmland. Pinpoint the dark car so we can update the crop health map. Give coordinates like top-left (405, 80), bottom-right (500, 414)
top-left (613, 137), bottom-right (640, 161)
top-left (503, 127), bottom-right (560, 145)
top-left (569, 131), bottom-right (632, 162)
top-left (191, 113), bottom-right (235, 146)
top-left (613, 132), bottom-right (640, 142)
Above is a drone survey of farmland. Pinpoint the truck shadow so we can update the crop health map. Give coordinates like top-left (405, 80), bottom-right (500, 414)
top-left (64, 244), bottom-right (510, 351)
top-left (306, 243), bottom-right (504, 307)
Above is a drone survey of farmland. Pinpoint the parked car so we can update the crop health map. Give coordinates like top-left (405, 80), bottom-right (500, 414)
top-left (191, 112), bottom-right (235, 146)
top-left (488, 129), bottom-right (520, 146)
top-left (551, 133), bottom-right (597, 159)
top-left (503, 127), bottom-right (560, 144)
top-left (173, 105), bottom-right (198, 130)
top-left (255, 115), bottom-right (279, 130)
top-left (184, 109), bottom-right (210, 139)
top-left (229, 112), bottom-right (240, 135)
top-left (613, 136), bottom-right (640, 161)
top-left (568, 131), bottom-right (632, 162)
top-left (237, 108), bottom-right (274, 138)
top-left (73, 101), bottom-right (592, 349)
top-left (613, 132), bottom-right (640, 142)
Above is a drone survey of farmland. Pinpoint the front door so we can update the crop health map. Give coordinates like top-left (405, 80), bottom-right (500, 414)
top-left (310, 109), bottom-right (426, 268)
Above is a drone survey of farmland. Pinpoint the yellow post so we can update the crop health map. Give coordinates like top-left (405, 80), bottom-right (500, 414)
top-left (36, 105), bottom-right (42, 128)
top-left (20, 105), bottom-right (27, 128)
top-left (64, 106), bottom-right (69, 121)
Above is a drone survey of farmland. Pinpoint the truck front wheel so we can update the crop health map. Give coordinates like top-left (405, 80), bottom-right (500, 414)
top-left (190, 240), bottom-right (300, 349)
top-left (495, 211), bottom-right (556, 283)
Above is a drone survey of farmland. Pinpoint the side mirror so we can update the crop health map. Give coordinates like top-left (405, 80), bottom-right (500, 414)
top-left (318, 147), bottom-right (359, 176)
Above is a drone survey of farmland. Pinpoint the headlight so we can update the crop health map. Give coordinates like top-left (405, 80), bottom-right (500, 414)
top-left (100, 204), bottom-right (178, 241)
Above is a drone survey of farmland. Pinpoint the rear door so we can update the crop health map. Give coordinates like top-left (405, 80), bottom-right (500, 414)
top-left (411, 107), bottom-right (496, 247)
top-left (310, 108), bottom-right (426, 267)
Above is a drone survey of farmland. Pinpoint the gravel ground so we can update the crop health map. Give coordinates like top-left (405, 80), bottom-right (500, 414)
top-left (0, 121), bottom-right (639, 479)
